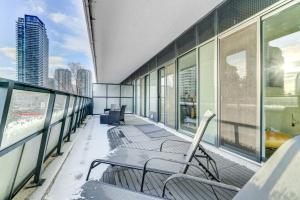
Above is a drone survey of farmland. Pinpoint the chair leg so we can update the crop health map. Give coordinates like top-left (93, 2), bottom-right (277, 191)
top-left (140, 170), bottom-right (148, 192)
top-left (86, 160), bottom-right (101, 181)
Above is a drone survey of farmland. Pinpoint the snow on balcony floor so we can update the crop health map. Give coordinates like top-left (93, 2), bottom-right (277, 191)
top-left (42, 116), bottom-right (113, 200)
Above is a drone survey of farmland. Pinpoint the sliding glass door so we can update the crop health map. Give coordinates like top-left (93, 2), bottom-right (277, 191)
top-left (199, 41), bottom-right (217, 144)
top-left (149, 71), bottom-right (158, 121)
top-left (165, 62), bottom-right (176, 128)
top-left (158, 68), bottom-right (165, 123)
top-left (178, 50), bottom-right (197, 133)
top-left (137, 79), bottom-right (141, 115)
top-left (140, 77), bottom-right (145, 116)
top-left (219, 22), bottom-right (260, 159)
top-left (262, 2), bottom-right (300, 159)
top-left (145, 75), bottom-right (150, 117)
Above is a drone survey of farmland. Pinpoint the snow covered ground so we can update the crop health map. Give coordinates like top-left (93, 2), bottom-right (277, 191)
top-left (31, 116), bottom-right (113, 200)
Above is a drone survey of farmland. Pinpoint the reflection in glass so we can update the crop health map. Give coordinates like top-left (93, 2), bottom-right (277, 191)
top-left (165, 62), bottom-right (176, 128)
top-left (178, 50), bottom-right (197, 133)
top-left (159, 68), bottom-right (165, 123)
top-left (219, 23), bottom-right (260, 158)
top-left (263, 3), bottom-right (300, 159)
top-left (149, 71), bottom-right (158, 121)
top-left (1, 90), bottom-right (49, 149)
top-left (199, 41), bottom-right (217, 144)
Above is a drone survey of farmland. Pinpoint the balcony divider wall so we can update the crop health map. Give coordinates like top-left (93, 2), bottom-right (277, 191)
top-left (92, 83), bottom-right (134, 114)
top-left (125, 0), bottom-right (300, 163)
top-left (0, 78), bottom-right (92, 200)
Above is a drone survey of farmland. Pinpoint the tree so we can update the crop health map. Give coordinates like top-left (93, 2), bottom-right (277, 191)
top-left (68, 62), bottom-right (83, 94)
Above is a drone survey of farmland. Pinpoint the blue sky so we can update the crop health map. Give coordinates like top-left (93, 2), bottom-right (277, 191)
top-left (0, 0), bottom-right (95, 81)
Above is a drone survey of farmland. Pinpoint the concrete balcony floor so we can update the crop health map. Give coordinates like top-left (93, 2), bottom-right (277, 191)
top-left (25, 115), bottom-right (256, 200)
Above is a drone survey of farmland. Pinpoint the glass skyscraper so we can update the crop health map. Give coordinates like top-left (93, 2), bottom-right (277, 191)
top-left (16, 15), bottom-right (49, 87)
top-left (77, 69), bottom-right (92, 97)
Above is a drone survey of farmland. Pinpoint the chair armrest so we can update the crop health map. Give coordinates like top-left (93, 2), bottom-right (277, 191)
top-left (162, 174), bottom-right (240, 197)
top-left (160, 139), bottom-right (191, 151)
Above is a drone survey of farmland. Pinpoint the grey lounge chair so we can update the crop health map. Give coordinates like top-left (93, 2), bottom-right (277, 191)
top-left (86, 110), bottom-right (219, 192)
top-left (79, 181), bottom-right (164, 200)
top-left (162, 135), bottom-right (300, 200)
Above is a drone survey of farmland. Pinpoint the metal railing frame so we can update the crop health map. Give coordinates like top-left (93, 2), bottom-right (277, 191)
top-left (0, 78), bottom-right (92, 200)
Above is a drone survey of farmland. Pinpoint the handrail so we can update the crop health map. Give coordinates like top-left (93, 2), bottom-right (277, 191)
top-left (0, 78), bottom-right (92, 200)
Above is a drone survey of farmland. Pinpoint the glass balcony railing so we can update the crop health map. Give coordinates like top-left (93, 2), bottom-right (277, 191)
top-left (0, 78), bottom-right (92, 200)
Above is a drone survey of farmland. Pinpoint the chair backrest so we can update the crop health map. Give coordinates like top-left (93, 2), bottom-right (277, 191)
top-left (120, 105), bottom-right (126, 114)
top-left (181, 110), bottom-right (215, 173)
top-left (111, 104), bottom-right (120, 111)
top-left (233, 136), bottom-right (300, 200)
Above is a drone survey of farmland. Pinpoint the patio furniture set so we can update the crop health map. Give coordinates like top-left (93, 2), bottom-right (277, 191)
top-left (85, 110), bottom-right (300, 200)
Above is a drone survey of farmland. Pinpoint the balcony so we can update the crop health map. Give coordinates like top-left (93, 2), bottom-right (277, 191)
top-left (1, 0), bottom-right (300, 199)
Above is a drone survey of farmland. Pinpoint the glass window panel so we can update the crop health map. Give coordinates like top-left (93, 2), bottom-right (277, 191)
top-left (199, 41), bottom-right (217, 144)
top-left (75, 97), bottom-right (80, 112)
top-left (149, 71), bottom-right (158, 121)
top-left (145, 75), bottom-right (150, 117)
top-left (133, 81), bottom-right (137, 114)
top-left (136, 79), bottom-right (141, 115)
top-left (121, 98), bottom-right (133, 113)
top-left (219, 23), bottom-right (260, 159)
top-left (0, 87), bottom-right (8, 121)
top-left (46, 123), bottom-right (62, 156)
top-left (93, 84), bottom-right (106, 97)
top-left (165, 62), bottom-right (176, 128)
top-left (140, 78), bottom-right (145, 116)
top-left (178, 50), bottom-right (198, 133)
top-left (107, 85), bottom-right (120, 97)
top-left (13, 134), bottom-right (42, 189)
top-left (263, 3), bottom-right (300, 159)
top-left (107, 98), bottom-right (120, 110)
top-left (72, 112), bottom-right (78, 129)
top-left (159, 68), bottom-right (165, 123)
top-left (1, 90), bottom-right (49, 149)
top-left (63, 116), bottom-right (71, 138)
top-left (0, 146), bottom-right (22, 200)
top-left (121, 85), bottom-right (133, 97)
top-left (68, 96), bottom-right (75, 115)
top-left (51, 94), bottom-right (67, 124)
top-left (93, 98), bottom-right (106, 114)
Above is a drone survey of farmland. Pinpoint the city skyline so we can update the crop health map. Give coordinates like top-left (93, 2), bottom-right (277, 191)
top-left (0, 0), bottom-right (94, 82)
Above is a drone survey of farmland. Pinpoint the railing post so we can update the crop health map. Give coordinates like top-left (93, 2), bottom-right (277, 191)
top-left (74, 98), bottom-right (82, 131)
top-left (33, 92), bottom-right (56, 185)
top-left (55, 95), bottom-right (70, 156)
top-left (0, 80), bottom-right (14, 145)
top-left (67, 96), bottom-right (77, 142)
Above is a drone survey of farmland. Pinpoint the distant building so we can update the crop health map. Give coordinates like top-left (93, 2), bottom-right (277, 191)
top-left (16, 15), bottom-right (49, 87)
top-left (47, 78), bottom-right (57, 90)
top-left (54, 68), bottom-right (72, 92)
top-left (77, 69), bottom-right (92, 97)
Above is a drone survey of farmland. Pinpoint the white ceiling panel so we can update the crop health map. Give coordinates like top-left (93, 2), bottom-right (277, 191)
top-left (84, 0), bottom-right (223, 83)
